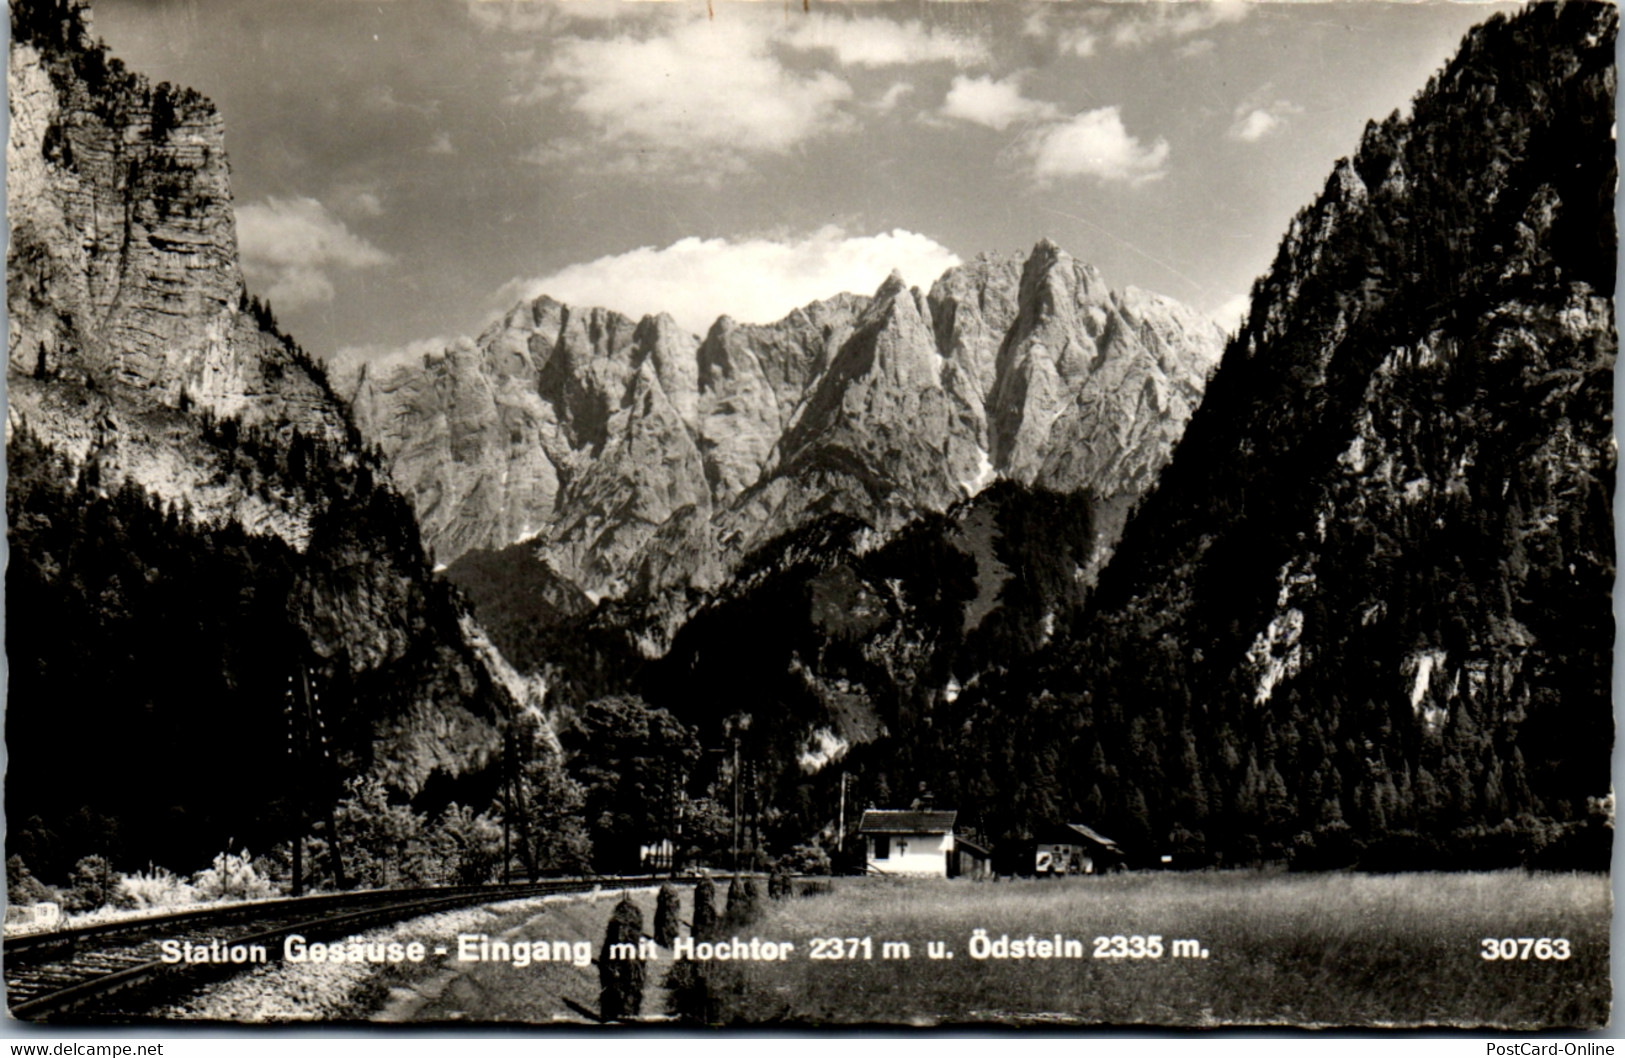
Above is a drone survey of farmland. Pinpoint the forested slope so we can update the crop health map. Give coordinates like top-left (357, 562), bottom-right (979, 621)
top-left (944, 2), bottom-right (1617, 867)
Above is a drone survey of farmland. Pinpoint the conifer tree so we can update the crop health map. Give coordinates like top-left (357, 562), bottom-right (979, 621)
top-left (598, 895), bottom-right (646, 1022)
top-left (654, 884), bottom-right (681, 948)
top-left (692, 875), bottom-right (719, 941)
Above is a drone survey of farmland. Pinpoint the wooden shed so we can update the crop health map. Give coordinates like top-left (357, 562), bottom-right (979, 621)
top-left (949, 836), bottom-right (993, 880)
top-left (1033, 822), bottom-right (1125, 875)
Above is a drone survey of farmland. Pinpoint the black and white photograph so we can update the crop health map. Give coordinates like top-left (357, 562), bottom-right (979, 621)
top-left (2, 0), bottom-right (1616, 1033)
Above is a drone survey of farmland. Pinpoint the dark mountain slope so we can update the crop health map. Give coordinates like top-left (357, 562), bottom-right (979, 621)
top-left (952, 1), bottom-right (1615, 866)
top-left (6, 0), bottom-right (520, 878)
top-left (636, 481), bottom-right (1099, 852)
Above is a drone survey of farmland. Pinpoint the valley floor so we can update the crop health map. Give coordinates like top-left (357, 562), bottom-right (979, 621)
top-left (690, 871), bottom-right (1610, 1029)
top-left (124, 870), bottom-right (1609, 1029)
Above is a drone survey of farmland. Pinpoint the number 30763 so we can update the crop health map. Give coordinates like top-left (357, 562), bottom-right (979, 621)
top-left (1480, 938), bottom-right (1571, 961)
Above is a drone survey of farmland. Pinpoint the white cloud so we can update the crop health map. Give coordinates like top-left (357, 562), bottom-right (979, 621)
top-left (327, 333), bottom-right (457, 395)
top-left (466, 0), bottom-right (671, 35)
top-left (495, 227), bottom-right (961, 335)
top-left (1228, 97), bottom-right (1302, 142)
top-left (541, 18), bottom-right (852, 173)
top-left (1110, 0), bottom-right (1248, 49)
top-left (330, 183), bottom-right (386, 220)
top-left (872, 82), bottom-right (915, 114)
top-left (463, 1), bottom-right (569, 34)
top-left (779, 14), bottom-right (988, 68)
top-left (1230, 109), bottom-right (1281, 142)
top-left (1059, 26), bottom-right (1100, 57)
top-left (428, 130), bottom-right (456, 154)
top-left (1023, 107), bottom-right (1170, 186)
top-left (1212, 293), bottom-right (1252, 333)
top-left (939, 74), bottom-right (1059, 131)
top-left (371, 85), bottom-right (439, 118)
top-left (519, 138), bottom-right (588, 167)
top-left (236, 197), bottom-right (391, 308)
top-left (1024, 8), bottom-right (1099, 57)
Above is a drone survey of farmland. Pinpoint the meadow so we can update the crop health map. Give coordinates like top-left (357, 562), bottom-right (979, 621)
top-left (698, 871), bottom-right (1610, 1028)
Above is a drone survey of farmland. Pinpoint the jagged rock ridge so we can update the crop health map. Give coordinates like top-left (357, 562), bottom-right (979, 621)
top-left (337, 243), bottom-right (1224, 600)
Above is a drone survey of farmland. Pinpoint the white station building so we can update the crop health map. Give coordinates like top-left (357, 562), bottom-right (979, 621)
top-left (857, 809), bottom-right (959, 876)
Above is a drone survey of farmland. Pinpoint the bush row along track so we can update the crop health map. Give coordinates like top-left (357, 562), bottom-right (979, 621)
top-left (7, 878), bottom-right (682, 1022)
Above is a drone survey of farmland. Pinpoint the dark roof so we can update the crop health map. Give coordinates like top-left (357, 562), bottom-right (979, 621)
top-left (1038, 822), bottom-right (1123, 851)
top-left (858, 810), bottom-right (958, 834)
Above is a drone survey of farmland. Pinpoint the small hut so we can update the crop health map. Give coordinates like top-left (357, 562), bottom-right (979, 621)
top-left (949, 836), bottom-right (993, 880)
top-left (858, 810), bottom-right (958, 876)
top-left (1033, 822), bottom-right (1125, 875)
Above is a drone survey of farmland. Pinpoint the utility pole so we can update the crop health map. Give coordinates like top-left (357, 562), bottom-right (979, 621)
top-left (748, 755), bottom-right (760, 868)
top-left (287, 661), bottom-right (325, 897)
top-left (836, 770), bottom-right (848, 851)
top-left (317, 658), bottom-right (349, 891)
top-left (673, 783), bottom-right (685, 877)
top-left (287, 658), bottom-right (343, 894)
top-left (285, 670), bottom-right (304, 898)
top-left (731, 736), bottom-right (741, 874)
top-left (501, 719), bottom-right (512, 885)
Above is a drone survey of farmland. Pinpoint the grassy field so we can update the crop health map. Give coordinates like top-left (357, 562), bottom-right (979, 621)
top-left (696, 871), bottom-right (1610, 1028)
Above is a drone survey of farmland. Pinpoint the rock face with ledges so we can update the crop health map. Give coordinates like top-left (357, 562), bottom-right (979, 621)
top-left (340, 242), bottom-right (1227, 599)
top-left (8, 21), bottom-right (339, 434)
top-left (7, 5), bottom-right (350, 540)
top-left (7, 0), bottom-right (516, 819)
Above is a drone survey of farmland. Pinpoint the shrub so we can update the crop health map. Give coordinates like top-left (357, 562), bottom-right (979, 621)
top-left (654, 884), bottom-right (681, 947)
top-left (428, 804), bottom-right (504, 885)
top-left (334, 778), bottom-right (430, 888)
top-left (6, 855), bottom-right (55, 906)
top-left (778, 843), bottom-right (831, 876)
top-left (768, 866), bottom-right (793, 900)
top-left (724, 876), bottom-right (762, 928)
top-left (663, 957), bottom-right (711, 1024)
top-left (63, 855), bottom-right (120, 912)
top-left (692, 876), bottom-right (719, 941)
top-left (192, 849), bottom-right (279, 902)
top-left (598, 895), bottom-right (646, 1022)
top-left (118, 866), bottom-right (197, 910)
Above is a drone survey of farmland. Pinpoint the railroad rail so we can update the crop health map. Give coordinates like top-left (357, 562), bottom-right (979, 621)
top-left (6, 876), bottom-right (681, 1021)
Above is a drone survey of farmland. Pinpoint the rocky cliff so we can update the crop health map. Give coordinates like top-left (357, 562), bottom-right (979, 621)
top-left (7, 2), bottom-right (352, 541)
top-left (338, 242), bottom-right (1223, 602)
top-left (6, 0), bottom-right (518, 874)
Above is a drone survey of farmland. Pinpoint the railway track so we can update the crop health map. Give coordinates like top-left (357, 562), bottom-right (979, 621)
top-left (6, 876), bottom-right (676, 1021)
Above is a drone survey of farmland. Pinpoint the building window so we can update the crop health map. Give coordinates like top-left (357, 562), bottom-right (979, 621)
top-left (874, 835), bottom-right (890, 859)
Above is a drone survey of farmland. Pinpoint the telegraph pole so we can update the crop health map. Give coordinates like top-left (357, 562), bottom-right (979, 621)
top-left (315, 659), bottom-right (349, 891)
top-left (286, 658), bottom-right (339, 895)
top-left (501, 720), bottom-right (512, 885)
top-left (836, 771), bottom-right (848, 851)
top-left (284, 670), bottom-right (305, 898)
top-left (731, 736), bottom-right (741, 874)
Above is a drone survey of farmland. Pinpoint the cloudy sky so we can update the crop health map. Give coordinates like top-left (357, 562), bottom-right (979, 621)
top-left (96, 0), bottom-right (1516, 360)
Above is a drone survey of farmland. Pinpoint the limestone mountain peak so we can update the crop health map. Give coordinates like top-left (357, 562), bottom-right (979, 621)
top-left (343, 242), bottom-right (1226, 602)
